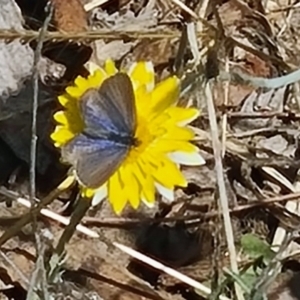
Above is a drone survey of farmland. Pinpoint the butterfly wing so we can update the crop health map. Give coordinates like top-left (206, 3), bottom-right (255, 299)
top-left (62, 73), bottom-right (136, 188)
top-left (80, 73), bottom-right (137, 138)
top-left (62, 134), bottom-right (129, 188)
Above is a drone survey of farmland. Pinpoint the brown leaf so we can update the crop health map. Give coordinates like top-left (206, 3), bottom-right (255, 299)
top-left (51, 0), bottom-right (88, 32)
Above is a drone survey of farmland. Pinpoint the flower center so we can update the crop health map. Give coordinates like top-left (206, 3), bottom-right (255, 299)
top-left (124, 116), bottom-right (154, 164)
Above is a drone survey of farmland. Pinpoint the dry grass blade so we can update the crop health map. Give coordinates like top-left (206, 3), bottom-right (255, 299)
top-left (0, 29), bottom-right (205, 42)
top-left (114, 242), bottom-right (231, 300)
top-left (204, 82), bottom-right (245, 300)
top-left (84, 0), bottom-right (110, 12)
top-left (28, 4), bottom-right (53, 299)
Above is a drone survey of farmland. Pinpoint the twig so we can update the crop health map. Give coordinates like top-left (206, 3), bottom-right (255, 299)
top-left (13, 193), bottom-right (98, 238)
top-left (221, 58), bottom-right (230, 157)
top-left (28, 4), bottom-right (53, 299)
top-left (30, 2), bottom-right (53, 203)
top-left (113, 242), bottom-right (231, 300)
top-left (2, 187), bottom-right (300, 231)
top-left (0, 29), bottom-right (207, 42)
top-left (170, 0), bottom-right (199, 19)
top-left (204, 82), bottom-right (245, 300)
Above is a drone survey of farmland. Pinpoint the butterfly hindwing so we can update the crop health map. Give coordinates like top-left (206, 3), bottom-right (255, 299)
top-left (62, 134), bottom-right (129, 188)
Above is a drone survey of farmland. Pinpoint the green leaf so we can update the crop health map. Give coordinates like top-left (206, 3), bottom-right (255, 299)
top-left (241, 234), bottom-right (275, 263)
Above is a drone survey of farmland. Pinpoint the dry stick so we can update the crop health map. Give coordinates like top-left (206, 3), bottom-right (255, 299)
top-left (0, 29), bottom-right (195, 41)
top-left (29, 4), bottom-right (53, 299)
top-left (30, 1), bottom-right (52, 204)
top-left (114, 242), bottom-right (231, 300)
top-left (2, 189), bottom-right (300, 230)
top-left (221, 58), bottom-right (230, 158)
top-left (204, 82), bottom-right (245, 300)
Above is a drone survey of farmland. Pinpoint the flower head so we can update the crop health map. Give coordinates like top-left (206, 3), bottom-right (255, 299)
top-left (51, 59), bottom-right (205, 214)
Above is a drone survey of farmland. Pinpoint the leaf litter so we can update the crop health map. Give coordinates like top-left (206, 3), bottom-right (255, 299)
top-left (1, 0), bottom-right (300, 299)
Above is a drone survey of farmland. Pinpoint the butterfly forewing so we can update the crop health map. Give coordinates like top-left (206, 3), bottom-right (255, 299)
top-left (98, 73), bottom-right (137, 134)
top-left (80, 89), bottom-right (119, 138)
top-left (80, 73), bottom-right (137, 139)
top-left (62, 134), bottom-right (129, 188)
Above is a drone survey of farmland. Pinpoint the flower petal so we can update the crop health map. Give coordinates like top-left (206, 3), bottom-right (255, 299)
top-left (128, 61), bottom-right (155, 92)
top-left (167, 107), bottom-right (200, 126)
top-left (50, 127), bottom-right (76, 146)
top-left (153, 140), bottom-right (197, 153)
top-left (155, 182), bottom-right (174, 202)
top-left (161, 126), bottom-right (195, 141)
top-left (91, 184), bottom-right (108, 206)
top-left (105, 59), bottom-right (118, 75)
top-left (168, 151), bottom-right (205, 166)
top-left (119, 165), bottom-right (140, 209)
top-left (150, 76), bottom-right (180, 115)
top-left (108, 171), bottom-right (127, 214)
top-left (153, 156), bottom-right (187, 188)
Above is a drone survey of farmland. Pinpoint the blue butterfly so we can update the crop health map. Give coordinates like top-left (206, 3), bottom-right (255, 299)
top-left (61, 73), bottom-right (137, 188)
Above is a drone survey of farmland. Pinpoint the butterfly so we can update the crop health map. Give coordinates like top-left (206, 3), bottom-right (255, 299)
top-left (61, 73), bottom-right (137, 188)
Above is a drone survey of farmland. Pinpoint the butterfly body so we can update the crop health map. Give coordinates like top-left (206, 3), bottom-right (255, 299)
top-left (61, 73), bottom-right (137, 189)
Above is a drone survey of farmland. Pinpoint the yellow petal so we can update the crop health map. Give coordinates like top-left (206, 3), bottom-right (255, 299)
top-left (153, 157), bottom-right (187, 188)
top-left (108, 171), bottom-right (127, 214)
top-left (128, 61), bottom-right (155, 92)
top-left (161, 126), bottom-right (195, 141)
top-left (167, 107), bottom-right (200, 126)
top-left (50, 127), bottom-right (75, 146)
top-left (53, 111), bottom-right (68, 125)
top-left (88, 69), bottom-right (107, 88)
top-left (120, 165), bottom-right (140, 209)
top-left (65, 86), bottom-right (85, 99)
top-left (134, 160), bottom-right (155, 203)
top-left (58, 94), bottom-right (75, 107)
top-left (74, 76), bottom-right (90, 91)
top-left (104, 59), bottom-right (118, 75)
top-left (134, 87), bottom-right (151, 115)
top-left (153, 140), bottom-right (197, 153)
top-left (150, 76), bottom-right (180, 115)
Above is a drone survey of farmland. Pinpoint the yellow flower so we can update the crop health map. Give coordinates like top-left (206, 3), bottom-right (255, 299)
top-left (51, 59), bottom-right (205, 214)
